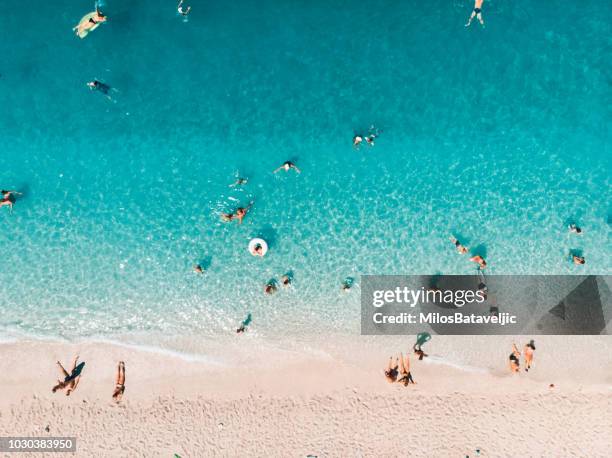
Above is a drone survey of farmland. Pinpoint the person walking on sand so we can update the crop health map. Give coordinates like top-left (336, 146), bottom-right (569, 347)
top-left (52, 356), bottom-right (85, 396)
top-left (112, 361), bottom-right (126, 402)
top-left (384, 356), bottom-right (399, 383)
top-left (450, 236), bottom-right (469, 254)
top-left (398, 353), bottom-right (415, 386)
top-left (273, 161), bottom-right (301, 174)
top-left (465, 0), bottom-right (485, 28)
top-left (509, 343), bottom-right (521, 373)
top-left (523, 340), bottom-right (535, 372)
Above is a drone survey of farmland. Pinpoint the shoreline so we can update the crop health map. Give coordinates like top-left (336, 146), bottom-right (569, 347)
top-left (1, 338), bottom-right (611, 456)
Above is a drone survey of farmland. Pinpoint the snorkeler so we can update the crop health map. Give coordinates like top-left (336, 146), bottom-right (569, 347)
top-left (465, 0), bottom-right (485, 27)
top-left (264, 281), bottom-right (278, 295)
top-left (273, 161), bottom-right (301, 174)
top-left (397, 353), bottom-right (415, 386)
top-left (509, 343), bottom-right (521, 373)
top-left (469, 255), bottom-right (487, 270)
top-left (52, 356), bottom-right (85, 396)
top-left (523, 340), bottom-right (535, 372)
top-left (112, 361), bottom-right (126, 402)
top-left (0, 189), bottom-right (21, 211)
top-left (384, 356), bottom-right (399, 383)
top-left (178, 0), bottom-right (191, 16)
top-left (568, 224), bottom-right (583, 235)
top-left (450, 236), bottom-right (469, 254)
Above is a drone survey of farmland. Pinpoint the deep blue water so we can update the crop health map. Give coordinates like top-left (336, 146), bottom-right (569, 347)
top-left (0, 0), bottom-right (610, 346)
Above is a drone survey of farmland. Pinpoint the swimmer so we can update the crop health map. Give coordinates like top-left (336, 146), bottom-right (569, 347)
top-left (365, 134), bottom-right (376, 146)
top-left (264, 281), bottom-right (278, 295)
top-left (353, 135), bottom-right (363, 148)
top-left (235, 201), bottom-right (254, 224)
top-left (281, 274), bottom-right (292, 287)
top-left (341, 278), bottom-right (354, 292)
top-left (273, 161), bottom-right (301, 174)
top-left (397, 353), bottom-right (415, 386)
top-left (509, 343), bottom-right (521, 373)
top-left (112, 361), bottom-right (126, 402)
top-left (469, 255), bottom-right (487, 270)
top-left (384, 356), bottom-right (399, 383)
top-left (193, 264), bottom-right (204, 274)
top-left (252, 244), bottom-right (265, 257)
top-left (0, 189), bottom-right (21, 211)
top-left (229, 177), bottom-right (248, 187)
top-left (236, 313), bottom-right (252, 333)
top-left (177, 0), bottom-right (191, 16)
top-left (465, 0), bottom-right (485, 27)
top-left (450, 236), bottom-right (469, 254)
top-left (568, 224), bottom-right (583, 235)
top-left (87, 80), bottom-right (114, 100)
top-left (523, 340), bottom-right (535, 372)
top-left (75, 6), bottom-right (107, 36)
top-left (572, 254), bottom-right (585, 265)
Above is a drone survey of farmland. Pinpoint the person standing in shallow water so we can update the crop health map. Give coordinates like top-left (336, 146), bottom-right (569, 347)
top-left (465, 0), bottom-right (485, 27)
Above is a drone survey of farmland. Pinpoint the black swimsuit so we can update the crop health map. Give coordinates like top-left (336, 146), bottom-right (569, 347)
top-left (474, 8), bottom-right (481, 14)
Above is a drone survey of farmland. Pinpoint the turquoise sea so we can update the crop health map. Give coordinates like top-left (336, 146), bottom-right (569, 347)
top-left (0, 1), bottom-right (610, 350)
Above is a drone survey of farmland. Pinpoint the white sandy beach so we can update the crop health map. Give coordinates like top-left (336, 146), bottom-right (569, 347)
top-left (1, 337), bottom-right (611, 457)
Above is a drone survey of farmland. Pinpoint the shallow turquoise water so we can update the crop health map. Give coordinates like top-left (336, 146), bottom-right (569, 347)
top-left (0, 1), bottom-right (610, 345)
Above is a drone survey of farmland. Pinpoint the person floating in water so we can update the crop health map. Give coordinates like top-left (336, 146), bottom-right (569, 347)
top-left (273, 161), bottom-right (301, 174)
top-left (465, 0), bottom-right (485, 28)
top-left (450, 236), bottom-right (469, 254)
top-left (353, 135), bottom-right (363, 148)
top-left (112, 361), bottom-right (126, 402)
top-left (87, 80), bottom-right (114, 100)
top-left (281, 273), bottom-right (292, 287)
top-left (397, 353), bottom-right (415, 386)
top-left (229, 177), bottom-right (248, 187)
top-left (523, 340), bottom-right (535, 372)
top-left (0, 189), bottom-right (21, 211)
top-left (177, 0), bottom-right (191, 17)
top-left (571, 253), bottom-right (585, 265)
top-left (193, 264), bottom-right (204, 274)
top-left (264, 280), bottom-right (278, 295)
top-left (75, 5), bottom-right (107, 37)
top-left (509, 343), bottom-right (521, 373)
top-left (384, 356), bottom-right (399, 383)
top-left (221, 201), bottom-right (254, 224)
top-left (252, 243), bottom-right (265, 257)
top-left (568, 223), bottom-right (583, 235)
top-left (469, 255), bottom-right (487, 270)
top-left (236, 313), bottom-right (252, 334)
top-left (413, 332), bottom-right (431, 360)
top-left (52, 356), bottom-right (85, 396)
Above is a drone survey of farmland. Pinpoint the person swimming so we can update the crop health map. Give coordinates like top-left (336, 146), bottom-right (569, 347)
top-left (193, 264), bottom-right (204, 274)
top-left (0, 189), bottom-right (21, 211)
top-left (469, 255), bottom-right (487, 270)
top-left (509, 343), bottom-right (520, 373)
top-left (523, 340), bottom-right (535, 372)
top-left (384, 356), bottom-right (399, 383)
top-left (87, 80), bottom-right (114, 100)
top-left (273, 161), bottom-right (301, 174)
top-left (572, 254), bottom-right (585, 265)
top-left (465, 0), bottom-right (485, 27)
top-left (177, 0), bottom-right (191, 16)
top-left (281, 274), bottom-right (292, 287)
top-left (229, 177), bottom-right (248, 187)
top-left (264, 281), bottom-right (278, 295)
top-left (221, 201), bottom-right (254, 224)
top-left (450, 236), bottom-right (469, 254)
top-left (353, 135), bottom-right (363, 148)
top-left (568, 224), bottom-right (583, 235)
top-left (75, 6), bottom-right (107, 36)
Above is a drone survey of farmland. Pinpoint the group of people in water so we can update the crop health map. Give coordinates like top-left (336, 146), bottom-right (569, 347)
top-left (449, 235), bottom-right (487, 270)
top-left (51, 356), bottom-right (126, 402)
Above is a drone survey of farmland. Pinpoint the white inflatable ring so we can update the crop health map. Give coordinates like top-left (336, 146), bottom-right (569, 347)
top-left (248, 238), bottom-right (268, 257)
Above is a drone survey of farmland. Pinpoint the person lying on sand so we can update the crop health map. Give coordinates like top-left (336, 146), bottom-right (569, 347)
top-left (523, 340), bottom-right (535, 372)
top-left (112, 361), bottom-right (126, 402)
top-left (52, 356), bottom-right (85, 396)
top-left (397, 353), bottom-right (415, 386)
top-left (509, 343), bottom-right (521, 373)
top-left (75, 6), bottom-right (106, 36)
top-left (273, 161), bottom-right (301, 174)
top-left (384, 356), bottom-right (399, 383)
top-left (450, 236), bottom-right (469, 254)
top-left (465, 0), bottom-right (485, 28)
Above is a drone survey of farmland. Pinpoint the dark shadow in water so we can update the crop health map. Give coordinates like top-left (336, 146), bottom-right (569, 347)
top-left (470, 244), bottom-right (487, 258)
top-left (449, 231), bottom-right (470, 246)
top-left (253, 224), bottom-right (278, 248)
top-left (197, 255), bottom-right (212, 270)
top-left (569, 248), bottom-right (583, 258)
